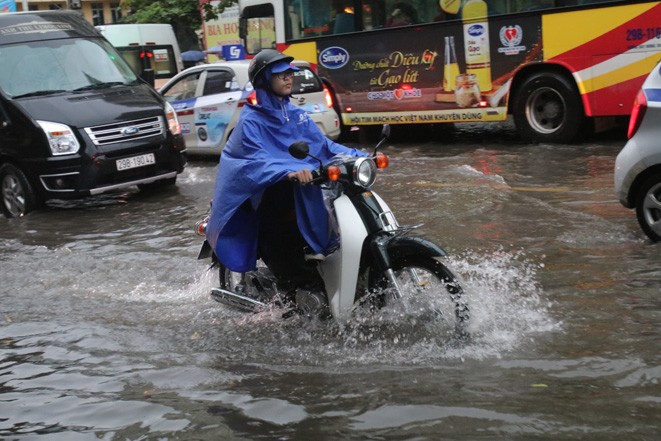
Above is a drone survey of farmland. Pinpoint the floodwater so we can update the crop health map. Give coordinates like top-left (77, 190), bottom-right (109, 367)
top-left (1, 122), bottom-right (659, 440)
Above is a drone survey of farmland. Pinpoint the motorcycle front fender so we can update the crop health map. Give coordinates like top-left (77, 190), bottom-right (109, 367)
top-left (368, 234), bottom-right (447, 273)
top-left (386, 235), bottom-right (447, 260)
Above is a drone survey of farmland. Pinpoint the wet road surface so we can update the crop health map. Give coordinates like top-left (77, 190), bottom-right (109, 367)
top-left (1, 121), bottom-right (659, 440)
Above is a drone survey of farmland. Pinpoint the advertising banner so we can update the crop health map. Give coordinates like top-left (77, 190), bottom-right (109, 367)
top-left (316, 14), bottom-right (542, 126)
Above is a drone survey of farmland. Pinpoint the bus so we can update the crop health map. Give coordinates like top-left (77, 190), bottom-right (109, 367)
top-left (235, 0), bottom-right (661, 143)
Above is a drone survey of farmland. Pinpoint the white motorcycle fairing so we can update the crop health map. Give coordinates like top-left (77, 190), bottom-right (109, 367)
top-left (317, 191), bottom-right (397, 321)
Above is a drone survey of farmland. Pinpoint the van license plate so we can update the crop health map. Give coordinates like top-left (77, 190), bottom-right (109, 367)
top-left (116, 153), bottom-right (155, 171)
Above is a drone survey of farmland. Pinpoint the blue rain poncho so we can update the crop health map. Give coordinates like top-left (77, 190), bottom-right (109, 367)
top-left (206, 87), bottom-right (367, 272)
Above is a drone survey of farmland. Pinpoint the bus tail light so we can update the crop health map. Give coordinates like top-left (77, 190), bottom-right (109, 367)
top-left (628, 89), bottom-right (647, 139)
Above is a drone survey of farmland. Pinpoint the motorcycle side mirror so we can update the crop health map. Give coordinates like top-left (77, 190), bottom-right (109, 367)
top-left (288, 141), bottom-right (310, 159)
top-left (381, 124), bottom-right (391, 140)
top-left (374, 124), bottom-right (390, 155)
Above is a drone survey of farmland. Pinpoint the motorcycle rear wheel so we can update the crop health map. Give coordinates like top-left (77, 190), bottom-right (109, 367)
top-left (368, 255), bottom-right (469, 333)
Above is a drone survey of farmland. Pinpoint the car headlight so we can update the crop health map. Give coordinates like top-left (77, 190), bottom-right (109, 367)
top-left (353, 157), bottom-right (377, 187)
top-left (165, 101), bottom-right (181, 136)
top-left (37, 121), bottom-right (80, 156)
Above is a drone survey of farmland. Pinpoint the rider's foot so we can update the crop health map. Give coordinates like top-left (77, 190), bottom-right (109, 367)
top-left (304, 252), bottom-right (325, 261)
top-left (303, 246), bottom-right (326, 261)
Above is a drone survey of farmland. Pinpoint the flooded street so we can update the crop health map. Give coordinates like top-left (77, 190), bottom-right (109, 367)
top-left (1, 122), bottom-right (659, 440)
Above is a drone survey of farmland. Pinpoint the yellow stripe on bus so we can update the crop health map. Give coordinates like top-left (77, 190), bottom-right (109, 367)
top-left (282, 42), bottom-right (317, 64)
top-left (543, 2), bottom-right (659, 61)
top-left (576, 52), bottom-right (660, 94)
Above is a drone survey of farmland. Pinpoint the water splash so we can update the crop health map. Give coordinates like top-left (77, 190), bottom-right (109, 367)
top-left (190, 249), bottom-right (560, 366)
top-left (445, 249), bottom-right (560, 358)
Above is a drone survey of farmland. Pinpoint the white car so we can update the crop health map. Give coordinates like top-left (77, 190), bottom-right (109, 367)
top-left (158, 59), bottom-right (340, 155)
top-left (614, 60), bottom-right (661, 242)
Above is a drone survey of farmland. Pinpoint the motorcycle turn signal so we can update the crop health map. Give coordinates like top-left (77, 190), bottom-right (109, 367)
top-left (375, 152), bottom-right (389, 169)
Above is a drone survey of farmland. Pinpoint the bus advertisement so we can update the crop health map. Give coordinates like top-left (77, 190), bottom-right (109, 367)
top-left (237, 0), bottom-right (661, 143)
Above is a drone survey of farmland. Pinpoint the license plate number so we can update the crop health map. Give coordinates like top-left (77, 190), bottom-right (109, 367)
top-left (116, 153), bottom-right (155, 171)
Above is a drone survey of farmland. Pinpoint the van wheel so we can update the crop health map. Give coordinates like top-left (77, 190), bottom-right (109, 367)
top-left (512, 72), bottom-right (585, 143)
top-left (0, 163), bottom-right (40, 218)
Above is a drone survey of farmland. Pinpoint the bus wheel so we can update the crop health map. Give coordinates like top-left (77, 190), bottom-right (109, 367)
top-left (512, 72), bottom-right (584, 143)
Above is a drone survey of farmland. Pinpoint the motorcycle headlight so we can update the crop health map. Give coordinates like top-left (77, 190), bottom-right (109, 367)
top-left (353, 157), bottom-right (377, 187)
top-left (165, 101), bottom-right (181, 136)
top-left (37, 121), bottom-right (80, 156)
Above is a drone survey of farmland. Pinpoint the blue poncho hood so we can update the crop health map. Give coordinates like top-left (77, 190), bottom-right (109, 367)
top-left (206, 87), bottom-right (366, 272)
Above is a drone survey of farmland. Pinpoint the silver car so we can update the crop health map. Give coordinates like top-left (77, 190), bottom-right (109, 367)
top-left (158, 59), bottom-right (341, 155)
top-left (614, 60), bottom-right (661, 242)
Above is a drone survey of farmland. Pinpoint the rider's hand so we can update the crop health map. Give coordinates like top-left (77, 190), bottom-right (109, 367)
top-left (287, 169), bottom-right (313, 184)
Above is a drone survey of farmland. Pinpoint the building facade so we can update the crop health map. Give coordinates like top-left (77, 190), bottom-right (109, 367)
top-left (14, 1), bottom-right (124, 25)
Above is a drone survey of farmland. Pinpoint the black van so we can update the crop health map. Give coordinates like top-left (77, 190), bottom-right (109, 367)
top-left (0, 11), bottom-right (187, 218)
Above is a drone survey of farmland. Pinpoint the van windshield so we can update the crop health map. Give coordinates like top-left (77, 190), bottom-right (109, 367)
top-left (0, 38), bottom-right (139, 98)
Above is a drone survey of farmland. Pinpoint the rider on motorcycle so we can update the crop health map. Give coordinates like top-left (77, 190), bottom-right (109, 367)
top-left (205, 49), bottom-right (367, 292)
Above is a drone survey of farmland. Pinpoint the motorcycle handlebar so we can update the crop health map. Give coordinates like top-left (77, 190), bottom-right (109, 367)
top-left (288, 168), bottom-right (322, 185)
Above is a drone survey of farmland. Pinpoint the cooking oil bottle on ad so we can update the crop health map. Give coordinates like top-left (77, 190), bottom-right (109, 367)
top-left (443, 36), bottom-right (460, 92)
top-left (462, 0), bottom-right (492, 92)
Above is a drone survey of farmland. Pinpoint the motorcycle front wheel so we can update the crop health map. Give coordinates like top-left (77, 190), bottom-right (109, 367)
top-left (368, 255), bottom-right (470, 333)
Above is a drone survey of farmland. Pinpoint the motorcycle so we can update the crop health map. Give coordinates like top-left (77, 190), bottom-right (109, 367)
top-left (196, 125), bottom-right (469, 332)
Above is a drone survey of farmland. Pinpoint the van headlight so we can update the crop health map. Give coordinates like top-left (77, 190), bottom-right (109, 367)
top-left (37, 121), bottom-right (80, 156)
top-left (353, 157), bottom-right (377, 187)
top-left (165, 102), bottom-right (181, 136)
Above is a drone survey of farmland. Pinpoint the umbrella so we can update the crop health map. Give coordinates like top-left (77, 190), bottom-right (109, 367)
top-left (181, 50), bottom-right (206, 62)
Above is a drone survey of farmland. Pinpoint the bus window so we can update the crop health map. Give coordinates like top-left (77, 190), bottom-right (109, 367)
top-left (331, 2), bottom-right (357, 34)
top-left (242, 3), bottom-right (276, 54)
top-left (384, 1), bottom-right (456, 25)
top-left (286, 0), bottom-right (444, 37)
top-left (362, 0), bottom-right (386, 30)
top-left (282, 0), bottom-right (625, 41)
top-left (516, 0), bottom-right (555, 12)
